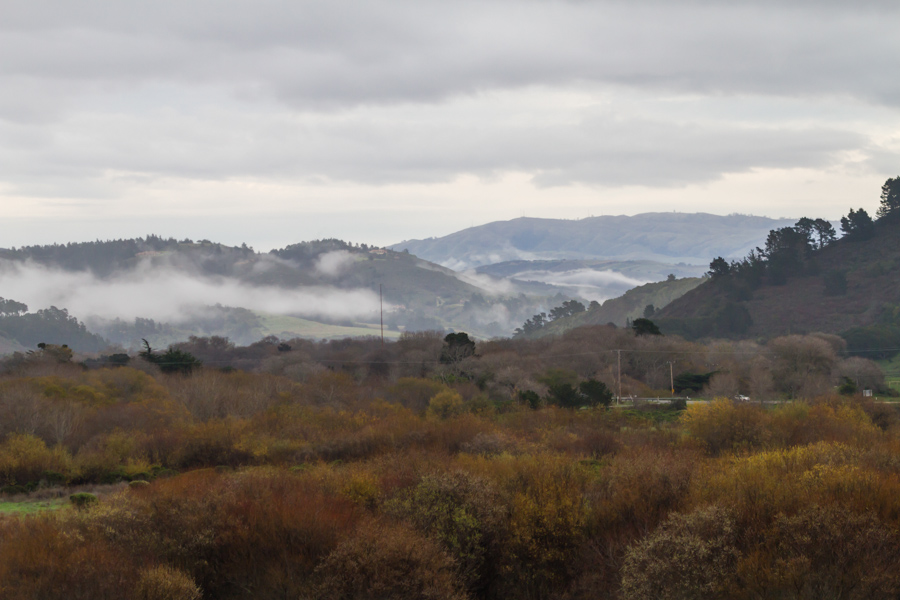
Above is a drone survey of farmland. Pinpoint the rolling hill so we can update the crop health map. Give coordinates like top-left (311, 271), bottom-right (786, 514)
top-left (655, 214), bottom-right (900, 349)
top-left (391, 213), bottom-right (799, 270)
top-left (0, 237), bottom-right (578, 350)
top-left (514, 276), bottom-right (704, 338)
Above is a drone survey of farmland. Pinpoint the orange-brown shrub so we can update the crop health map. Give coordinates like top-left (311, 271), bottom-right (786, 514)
top-left (586, 447), bottom-right (697, 539)
top-left (135, 565), bottom-right (201, 600)
top-left (690, 441), bottom-right (900, 528)
top-left (680, 399), bottom-right (769, 454)
top-left (0, 515), bottom-right (136, 600)
top-left (316, 520), bottom-right (467, 600)
top-left (734, 505), bottom-right (900, 600)
top-left (0, 434), bottom-right (74, 485)
top-left (168, 418), bottom-right (255, 468)
top-left (386, 377), bottom-right (448, 413)
top-left (768, 400), bottom-right (881, 448)
top-left (69, 468), bottom-right (362, 600)
top-left (501, 455), bottom-right (587, 598)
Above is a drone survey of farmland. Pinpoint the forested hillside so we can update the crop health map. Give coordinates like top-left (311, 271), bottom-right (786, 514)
top-left (0, 237), bottom-right (577, 346)
top-left (657, 189), bottom-right (900, 354)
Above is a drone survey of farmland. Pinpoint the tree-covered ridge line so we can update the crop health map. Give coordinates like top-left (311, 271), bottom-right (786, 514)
top-left (706, 178), bottom-right (900, 288)
top-left (0, 301), bottom-right (109, 353)
top-left (0, 235), bottom-right (585, 340)
top-left (0, 235), bottom-right (356, 278)
top-left (656, 177), bottom-right (900, 344)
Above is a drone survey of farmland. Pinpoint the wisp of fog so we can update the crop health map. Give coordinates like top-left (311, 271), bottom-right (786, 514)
top-left (0, 260), bottom-right (381, 324)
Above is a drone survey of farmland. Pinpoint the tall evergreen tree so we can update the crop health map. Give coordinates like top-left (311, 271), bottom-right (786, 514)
top-left (878, 176), bottom-right (900, 219)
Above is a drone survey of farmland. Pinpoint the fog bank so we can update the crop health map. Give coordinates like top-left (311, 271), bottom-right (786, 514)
top-left (0, 260), bottom-right (381, 324)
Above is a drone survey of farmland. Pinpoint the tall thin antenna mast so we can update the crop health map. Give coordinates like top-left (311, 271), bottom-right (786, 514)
top-left (616, 349), bottom-right (622, 404)
top-left (380, 284), bottom-right (384, 347)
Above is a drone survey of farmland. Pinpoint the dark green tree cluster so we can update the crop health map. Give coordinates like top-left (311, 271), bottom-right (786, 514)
top-left (0, 306), bottom-right (107, 352)
top-left (707, 216), bottom-right (836, 289)
top-left (269, 238), bottom-right (355, 264)
top-left (840, 208), bottom-right (875, 241)
top-left (0, 236), bottom-right (258, 278)
top-left (140, 339), bottom-right (202, 374)
top-left (515, 300), bottom-right (585, 337)
top-left (839, 176), bottom-right (900, 239)
top-left (549, 300), bottom-right (586, 321)
top-left (794, 217), bottom-right (837, 249)
top-left (631, 318), bottom-right (662, 336)
top-left (673, 372), bottom-right (716, 394)
top-left (1, 236), bottom-right (177, 277)
top-left (537, 369), bottom-right (614, 408)
top-left (0, 297), bottom-right (27, 316)
top-left (877, 176), bottom-right (900, 219)
top-left (761, 226), bottom-right (816, 285)
top-left (440, 332), bottom-right (476, 364)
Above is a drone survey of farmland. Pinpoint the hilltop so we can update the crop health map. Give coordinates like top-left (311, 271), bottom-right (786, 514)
top-left (391, 213), bottom-right (799, 270)
top-left (0, 237), bottom-right (575, 350)
top-left (656, 210), bottom-right (900, 352)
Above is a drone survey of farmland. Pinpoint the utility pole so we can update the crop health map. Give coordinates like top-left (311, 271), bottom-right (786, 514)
top-left (616, 349), bottom-right (622, 404)
top-left (380, 284), bottom-right (384, 347)
top-left (667, 361), bottom-right (675, 395)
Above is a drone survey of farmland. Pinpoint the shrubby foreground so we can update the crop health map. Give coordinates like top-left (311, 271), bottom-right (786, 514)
top-left (0, 329), bottom-right (898, 599)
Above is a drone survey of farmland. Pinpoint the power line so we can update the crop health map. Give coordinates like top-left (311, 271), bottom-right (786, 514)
top-left (102, 344), bottom-right (900, 367)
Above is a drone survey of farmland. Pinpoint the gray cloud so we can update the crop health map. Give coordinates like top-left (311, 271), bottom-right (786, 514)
top-left (2, 1), bottom-right (899, 113)
top-left (0, 93), bottom-right (867, 193)
top-left (0, 0), bottom-right (898, 234)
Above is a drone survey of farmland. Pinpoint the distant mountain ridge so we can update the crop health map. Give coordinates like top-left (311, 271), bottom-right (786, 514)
top-left (391, 213), bottom-right (801, 270)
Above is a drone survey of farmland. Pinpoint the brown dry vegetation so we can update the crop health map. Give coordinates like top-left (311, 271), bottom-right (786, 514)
top-left (0, 329), bottom-right (899, 599)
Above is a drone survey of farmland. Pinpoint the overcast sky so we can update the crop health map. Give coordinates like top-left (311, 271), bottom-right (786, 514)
top-left (2, 0), bottom-right (899, 250)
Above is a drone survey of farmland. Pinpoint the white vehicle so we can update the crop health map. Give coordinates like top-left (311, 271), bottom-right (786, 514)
top-left (734, 394), bottom-right (750, 402)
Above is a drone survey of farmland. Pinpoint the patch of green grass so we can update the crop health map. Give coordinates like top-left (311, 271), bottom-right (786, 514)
top-left (876, 355), bottom-right (900, 378)
top-left (874, 356), bottom-right (900, 393)
top-left (0, 499), bottom-right (67, 515)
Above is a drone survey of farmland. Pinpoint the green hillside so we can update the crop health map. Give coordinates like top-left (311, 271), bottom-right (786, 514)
top-left (257, 313), bottom-right (401, 341)
top-left (656, 209), bottom-right (900, 349)
top-left (516, 276), bottom-right (703, 338)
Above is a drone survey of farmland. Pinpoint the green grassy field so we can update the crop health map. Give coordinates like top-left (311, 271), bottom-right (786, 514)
top-left (257, 313), bottom-right (402, 340)
top-left (877, 355), bottom-right (900, 392)
top-left (0, 499), bottom-right (67, 515)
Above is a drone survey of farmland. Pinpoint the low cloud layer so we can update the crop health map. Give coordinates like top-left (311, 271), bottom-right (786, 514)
top-left (512, 268), bottom-right (649, 303)
top-left (0, 261), bottom-right (381, 324)
top-left (314, 250), bottom-right (355, 278)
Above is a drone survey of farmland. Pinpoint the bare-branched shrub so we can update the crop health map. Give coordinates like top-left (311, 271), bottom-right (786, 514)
top-left (135, 565), bottom-right (202, 600)
top-left (620, 506), bottom-right (739, 600)
top-left (316, 521), bottom-right (467, 600)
